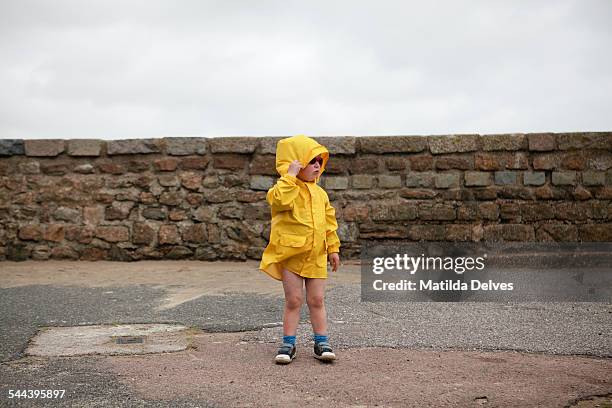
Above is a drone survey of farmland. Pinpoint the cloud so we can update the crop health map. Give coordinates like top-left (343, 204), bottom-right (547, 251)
top-left (0, 0), bottom-right (610, 139)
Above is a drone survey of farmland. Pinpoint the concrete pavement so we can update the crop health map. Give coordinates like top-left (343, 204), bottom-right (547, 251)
top-left (0, 260), bottom-right (610, 407)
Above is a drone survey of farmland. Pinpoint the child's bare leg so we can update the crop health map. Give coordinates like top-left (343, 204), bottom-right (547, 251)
top-left (281, 268), bottom-right (304, 336)
top-left (305, 277), bottom-right (327, 335)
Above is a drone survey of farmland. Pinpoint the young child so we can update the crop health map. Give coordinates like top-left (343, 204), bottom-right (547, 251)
top-left (259, 135), bottom-right (341, 364)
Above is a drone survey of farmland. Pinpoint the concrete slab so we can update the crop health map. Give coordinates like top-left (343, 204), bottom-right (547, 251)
top-left (26, 324), bottom-right (190, 357)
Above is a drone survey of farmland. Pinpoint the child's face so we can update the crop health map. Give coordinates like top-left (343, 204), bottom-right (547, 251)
top-left (297, 155), bottom-right (323, 182)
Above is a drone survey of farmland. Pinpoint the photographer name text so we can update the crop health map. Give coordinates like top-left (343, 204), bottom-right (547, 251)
top-left (372, 279), bottom-right (514, 291)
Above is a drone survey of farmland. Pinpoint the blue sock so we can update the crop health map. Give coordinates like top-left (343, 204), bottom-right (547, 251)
top-left (313, 334), bottom-right (328, 344)
top-left (283, 335), bottom-right (296, 345)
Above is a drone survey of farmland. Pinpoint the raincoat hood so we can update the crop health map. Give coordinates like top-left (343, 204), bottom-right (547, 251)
top-left (275, 135), bottom-right (329, 183)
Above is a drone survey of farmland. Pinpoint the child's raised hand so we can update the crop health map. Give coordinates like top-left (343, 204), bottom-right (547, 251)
top-left (328, 253), bottom-right (340, 272)
top-left (287, 159), bottom-right (303, 177)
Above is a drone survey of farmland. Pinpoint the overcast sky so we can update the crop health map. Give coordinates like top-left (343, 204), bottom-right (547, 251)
top-left (0, 0), bottom-right (610, 140)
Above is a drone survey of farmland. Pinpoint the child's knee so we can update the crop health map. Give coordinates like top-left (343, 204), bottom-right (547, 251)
top-left (285, 294), bottom-right (304, 309)
top-left (306, 294), bottom-right (325, 308)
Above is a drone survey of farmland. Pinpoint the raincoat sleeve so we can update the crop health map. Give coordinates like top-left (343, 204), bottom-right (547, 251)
top-left (324, 193), bottom-right (341, 254)
top-left (266, 174), bottom-right (300, 211)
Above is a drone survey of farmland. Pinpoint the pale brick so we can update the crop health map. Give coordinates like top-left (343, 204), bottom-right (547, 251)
top-left (552, 171), bottom-right (577, 186)
top-left (250, 176), bottom-right (275, 191)
top-left (434, 173), bottom-right (460, 189)
top-left (428, 134), bottom-right (479, 154)
top-left (371, 203), bottom-right (417, 221)
top-left (18, 161), bottom-right (40, 174)
top-left (24, 140), bottom-right (65, 157)
top-left (557, 132), bottom-right (612, 150)
top-left (406, 172), bottom-right (435, 187)
top-left (484, 224), bottom-right (535, 241)
top-left (67, 140), bottom-right (102, 156)
top-left (324, 177), bottom-right (349, 190)
top-left (418, 203), bottom-right (456, 221)
top-left (107, 139), bottom-right (161, 155)
top-left (582, 171), bottom-right (605, 186)
top-left (528, 133), bottom-right (556, 151)
top-left (494, 171), bottom-right (519, 185)
top-left (377, 175), bottom-right (402, 189)
top-left (464, 171), bottom-right (491, 186)
top-left (164, 137), bottom-right (207, 155)
top-left (523, 171), bottom-right (545, 186)
top-left (481, 134), bottom-right (525, 151)
top-left (352, 175), bottom-right (374, 189)
top-left (258, 137), bottom-right (284, 154)
top-left (209, 137), bottom-right (258, 153)
top-left (359, 136), bottom-right (427, 153)
top-left (318, 136), bottom-right (356, 155)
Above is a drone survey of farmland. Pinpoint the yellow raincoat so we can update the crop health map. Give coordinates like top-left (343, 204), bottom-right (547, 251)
top-left (259, 135), bottom-right (341, 281)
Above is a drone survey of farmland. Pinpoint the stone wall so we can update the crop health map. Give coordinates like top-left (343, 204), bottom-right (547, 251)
top-left (0, 133), bottom-right (611, 262)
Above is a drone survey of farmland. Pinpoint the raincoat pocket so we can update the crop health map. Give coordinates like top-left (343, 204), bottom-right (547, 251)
top-left (279, 234), bottom-right (307, 248)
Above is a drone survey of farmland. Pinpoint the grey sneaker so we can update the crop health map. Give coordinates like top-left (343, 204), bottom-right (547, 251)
top-left (313, 341), bottom-right (336, 361)
top-left (275, 343), bottom-right (297, 364)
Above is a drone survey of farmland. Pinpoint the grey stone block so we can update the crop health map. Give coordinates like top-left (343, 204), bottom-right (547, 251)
top-left (581, 171), bottom-right (605, 186)
top-left (464, 171), bottom-right (491, 186)
top-left (552, 171), bottom-right (577, 185)
top-left (481, 134), bottom-right (525, 151)
top-left (352, 175), bottom-right (374, 189)
top-left (0, 139), bottom-right (24, 156)
top-left (258, 137), bottom-right (284, 154)
top-left (24, 140), bottom-right (65, 156)
top-left (107, 139), bottom-right (162, 155)
top-left (324, 177), bottom-right (349, 190)
top-left (494, 171), bottom-right (519, 185)
top-left (250, 176), bottom-right (275, 191)
top-left (406, 172), bottom-right (435, 188)
top-left (18, 161), bottom-right (40, 174)
top-left (164, 137), bottom-right (207, 155)
top-left (359, 136), bottom-right (427, 153)
top-left (428, 134), bottom-right (479, 154)
top-left (209, 137), bottom-right (258, 153)
top-left (317, 136), bottom-right (356, 155)
top-left (523, 171), bottom-right (546, 186)
top-left (557, 132), bottom-right (612, 150)
top-left (67, 139), bottom-right (102, 156)
top-left (434, 173), bottom-right (460, 189)
top-left (528, 133), bottom-right (556, 151)
top-left (377, 175), bottom-right (402, 189)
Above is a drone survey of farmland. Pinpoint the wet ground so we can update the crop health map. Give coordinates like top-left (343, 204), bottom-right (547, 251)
top-left (0, 260), bottom-right (610, 407)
